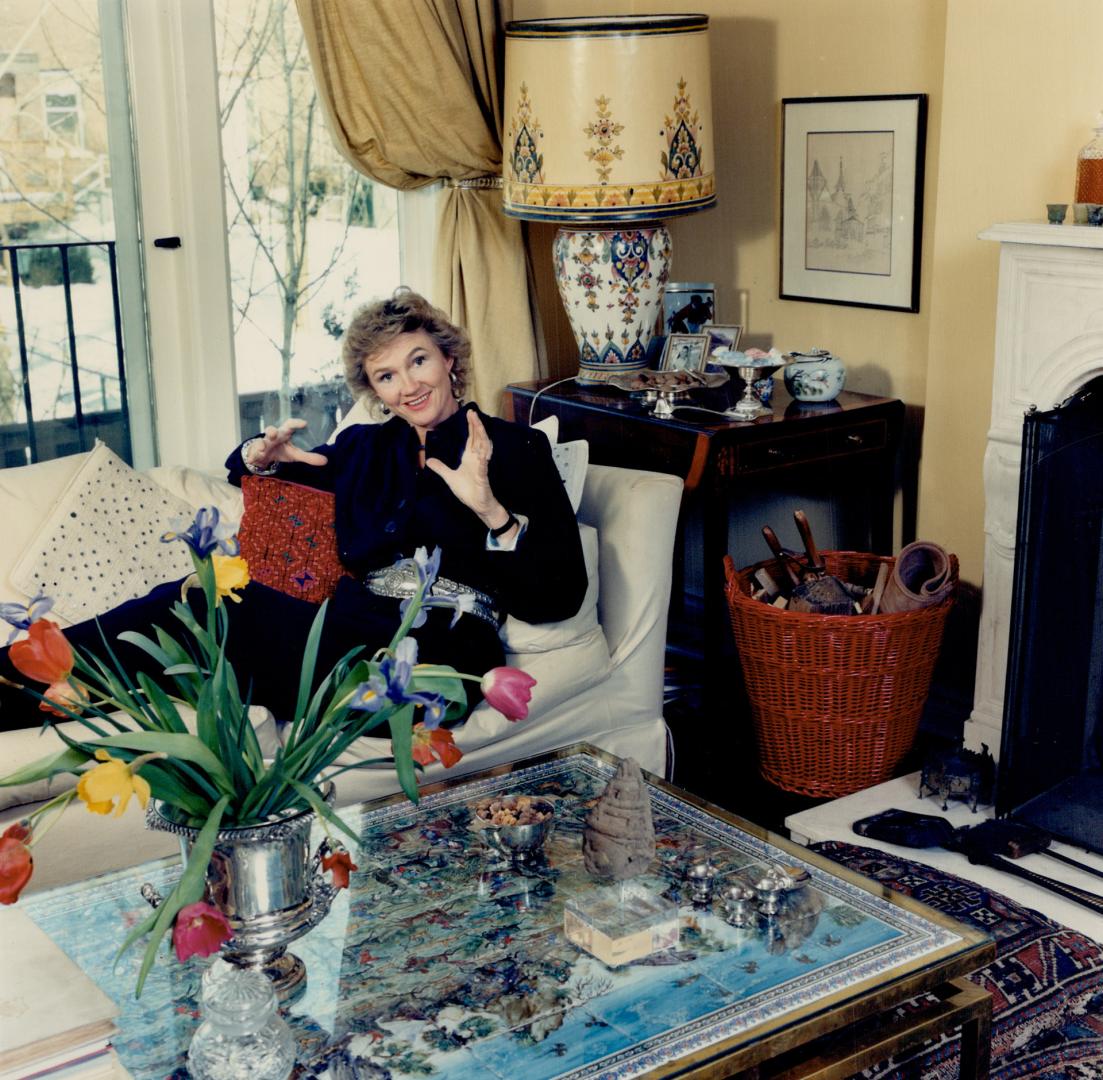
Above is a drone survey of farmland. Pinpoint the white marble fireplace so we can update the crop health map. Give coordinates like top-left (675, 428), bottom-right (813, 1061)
top-left (967, 222), bottom-right (1103, 759)
top-left (786, 223), bottom-right (1103, 943)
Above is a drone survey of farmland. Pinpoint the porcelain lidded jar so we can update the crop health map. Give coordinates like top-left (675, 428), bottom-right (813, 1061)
top-left (783, 348), bottom-right (846, 403)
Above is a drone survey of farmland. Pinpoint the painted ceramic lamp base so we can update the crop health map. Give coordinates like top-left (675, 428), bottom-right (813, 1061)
top-left (554, 225), bottom-right (671, 384)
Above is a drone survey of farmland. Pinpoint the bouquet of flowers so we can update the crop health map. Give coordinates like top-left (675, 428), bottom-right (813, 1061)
top-left (0, 507), bottom-right (535, 995)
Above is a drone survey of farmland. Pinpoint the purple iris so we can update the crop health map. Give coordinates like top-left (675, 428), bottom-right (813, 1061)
top-left (348, 637), bottom-right (447, 728)
top-left (162, 507), bottom-right (240, 558)
top-left (0, 593), bottom-right (54, 644)
top-left (398, 546), bottom-right (441, 629)
top-left (398, 545), bottom-right (470, 629)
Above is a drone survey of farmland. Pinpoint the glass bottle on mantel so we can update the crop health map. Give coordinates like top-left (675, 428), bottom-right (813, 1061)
top-left (1075, 111), bottom-right (1103, 204)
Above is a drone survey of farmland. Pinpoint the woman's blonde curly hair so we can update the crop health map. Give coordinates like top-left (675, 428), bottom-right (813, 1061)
top-left (342, 288), bottom-right (470, 418)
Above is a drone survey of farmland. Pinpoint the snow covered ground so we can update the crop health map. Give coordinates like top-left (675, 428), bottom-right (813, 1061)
top-left (0, 216), bottom-right (400, 425)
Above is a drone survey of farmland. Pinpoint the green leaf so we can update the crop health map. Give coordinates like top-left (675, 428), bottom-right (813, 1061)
top-left (292, 600), bottom-right (329, 728)
top-left (119, 794), bottom-right (231, 997)
top-left (0, 745), bottom-right (89, 786)
top-left (137, 762), bottom-right (211, 819)
top-left (115, 630), bottom-right (177, 672)
top-left (135, 674), bottom-right (188, 733)
top-left (193, 679), bottom-right (220, 758)
top-left (92, 732), bottom-right (234, 795)
top-left (287, 778), bottom-right (358, 845)
top-left (153, 626), bottom-right (202, 701)
top-left (387, 704), bottom-right (419, 804)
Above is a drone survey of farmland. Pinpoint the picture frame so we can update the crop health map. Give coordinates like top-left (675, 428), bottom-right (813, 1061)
top-left (660, 333), bottom-right (710, 373)
top-left (662, 282), bottom-right (716, 335)
top-left (703, 324), bottom-right (743, 360)
top-left (780, 94), bottom-right (927, 312)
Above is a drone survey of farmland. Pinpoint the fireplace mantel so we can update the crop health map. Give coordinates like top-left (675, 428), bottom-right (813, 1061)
top-left (969, 222), bottom-right (1103, 757)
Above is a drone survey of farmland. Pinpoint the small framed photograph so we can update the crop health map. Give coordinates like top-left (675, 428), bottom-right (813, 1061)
top-left (662, 282), bottom-right (716, 334)
top-left (704, 324), bottom-right (743, 359)
top-left (660, 333), bottom-right (710, 373)
top-left (780, 94), bottom-right (927, 312)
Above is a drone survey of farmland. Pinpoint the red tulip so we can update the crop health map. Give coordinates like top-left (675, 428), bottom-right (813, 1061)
top-left (172, 901), bottom-right (233, 962)
top-left (321, 849), bottom-right (358, 890)
top-left (0, 822), bottom-right (34, 905)
top-left (480, 667), bottom-right (536, 721)
top-left (10, 620), bottom-right (74, 686)
top-left (42, 679), bottom-right (89, 718)
top-left (410, 724), bottom-right (463, 769)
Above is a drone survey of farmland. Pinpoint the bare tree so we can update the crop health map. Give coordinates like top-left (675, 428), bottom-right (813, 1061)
top-left (216, 0), bottom-right (373, 419)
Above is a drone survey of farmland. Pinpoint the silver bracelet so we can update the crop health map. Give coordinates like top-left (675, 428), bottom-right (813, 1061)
top-left (241, 437), bottom-right (280, 476)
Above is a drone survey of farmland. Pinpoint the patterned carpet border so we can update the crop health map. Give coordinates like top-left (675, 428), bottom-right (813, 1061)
top-left (809, 841), bottom-right (1103, 1080)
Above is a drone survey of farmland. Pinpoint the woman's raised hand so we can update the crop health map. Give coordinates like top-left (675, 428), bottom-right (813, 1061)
top-left (246, 418), bottom-right (328, 469)
top-left (424, 410), bottom-right (508, 529)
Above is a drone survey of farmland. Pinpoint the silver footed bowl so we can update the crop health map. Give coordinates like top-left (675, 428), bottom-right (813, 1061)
top-left (476, 798), bottom-right (555, 861)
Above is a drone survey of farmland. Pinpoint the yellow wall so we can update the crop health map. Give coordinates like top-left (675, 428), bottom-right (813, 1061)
top-left (921, 0), bottom-right (1103, 580)
top-left (514, 0), bottom-right (1103, 584)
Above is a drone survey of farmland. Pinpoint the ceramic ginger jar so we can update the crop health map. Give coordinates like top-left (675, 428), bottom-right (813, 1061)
top-left (783, 349), bottom-right (846, 403)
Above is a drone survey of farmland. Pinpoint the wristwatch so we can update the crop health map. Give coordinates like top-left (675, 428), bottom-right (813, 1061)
top-left (489, 512), bottom-right (518, 539)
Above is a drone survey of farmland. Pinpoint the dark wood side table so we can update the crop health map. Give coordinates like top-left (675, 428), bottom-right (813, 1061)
top-left (505, 378), bottom-right (904, 691)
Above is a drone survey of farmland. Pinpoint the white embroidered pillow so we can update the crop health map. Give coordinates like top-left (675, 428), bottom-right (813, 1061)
top-left (531, 416), bottom-right (588, 513)
top-left (11, 442), bottom-right (197, 624)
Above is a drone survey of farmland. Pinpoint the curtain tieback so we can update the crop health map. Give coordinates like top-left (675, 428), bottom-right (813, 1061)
top-left (444, 176), bottom-right (503, 190)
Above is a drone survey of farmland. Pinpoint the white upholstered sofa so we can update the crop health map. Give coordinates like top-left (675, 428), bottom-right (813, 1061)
top-left (0, 433), bottom-right (682, 892)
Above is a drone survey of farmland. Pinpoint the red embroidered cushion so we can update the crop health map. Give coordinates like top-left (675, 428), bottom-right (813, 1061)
top-left (238, 475), bottom-right (352, 604)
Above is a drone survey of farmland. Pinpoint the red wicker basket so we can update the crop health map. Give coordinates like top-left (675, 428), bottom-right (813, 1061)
top-left (724, 550), bottom-right (958, 799)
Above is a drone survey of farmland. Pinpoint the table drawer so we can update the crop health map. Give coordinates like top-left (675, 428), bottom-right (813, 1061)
top-left (825, 419), bottom-right (889, 456)
top-left (732, 430), bottom-right (830, 473)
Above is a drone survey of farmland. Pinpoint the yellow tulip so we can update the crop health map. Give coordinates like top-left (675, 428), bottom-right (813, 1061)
top-left (212, 555), bottom-right (250, 605)
top-left (76, 750), bottom-right (152, 817)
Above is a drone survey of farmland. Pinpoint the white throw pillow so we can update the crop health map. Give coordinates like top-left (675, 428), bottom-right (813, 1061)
top-left (0, 452), bottom-right (90, 619)
top-left (10, 441), bottom-right (196, 624)
top-left (145, 465), bottom-right (244, 523)
top-left (531, 416), bottom-right (588, 514)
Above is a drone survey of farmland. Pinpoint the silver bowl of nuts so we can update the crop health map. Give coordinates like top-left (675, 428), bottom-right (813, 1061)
top-left (472, 794), bottom-right (555, 862)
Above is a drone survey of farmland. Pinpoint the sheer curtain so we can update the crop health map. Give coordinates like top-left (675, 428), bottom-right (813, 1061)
top-left (294, 0), bottom-right (541, 411)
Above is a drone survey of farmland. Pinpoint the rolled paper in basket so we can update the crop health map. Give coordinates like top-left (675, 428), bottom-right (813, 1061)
top-left (879, 541), bottom-right (955, 614)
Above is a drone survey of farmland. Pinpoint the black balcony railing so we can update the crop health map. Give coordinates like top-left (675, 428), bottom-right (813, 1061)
top-left (0, 239), bottom-right (131, 466)
top-left (0, 240), bottom-right (355, 470)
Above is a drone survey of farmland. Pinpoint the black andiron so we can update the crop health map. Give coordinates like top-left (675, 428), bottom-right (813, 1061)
top-left (918, 744), bottom-right (996, 812)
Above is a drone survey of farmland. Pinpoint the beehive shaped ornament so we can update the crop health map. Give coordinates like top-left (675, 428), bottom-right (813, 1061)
top-left (583, 758), bottom-right (656, 880)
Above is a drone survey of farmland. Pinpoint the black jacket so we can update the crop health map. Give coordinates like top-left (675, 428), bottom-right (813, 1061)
top-left (226, 403), bottom-right (587, 625)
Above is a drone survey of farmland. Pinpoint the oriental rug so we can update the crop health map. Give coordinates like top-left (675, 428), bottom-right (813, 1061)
top-left (811, 841), bottom-right (1103, 1080)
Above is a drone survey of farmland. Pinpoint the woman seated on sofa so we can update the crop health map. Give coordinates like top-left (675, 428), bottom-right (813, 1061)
top-left (222, 287), bottom-right (586, 714)
top-left (0, 289), bottom-right (586, 725)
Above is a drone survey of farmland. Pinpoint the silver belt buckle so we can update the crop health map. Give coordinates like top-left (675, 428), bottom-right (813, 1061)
top-left (363, 563), bottom-right (498, 627)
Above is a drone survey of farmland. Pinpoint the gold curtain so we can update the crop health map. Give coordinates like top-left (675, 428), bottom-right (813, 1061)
top-left (294, 0), bottom-right (541, 412)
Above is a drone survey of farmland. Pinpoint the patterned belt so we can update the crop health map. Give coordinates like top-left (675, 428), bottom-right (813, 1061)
top-left (363, 563), bottom-right (499, 628)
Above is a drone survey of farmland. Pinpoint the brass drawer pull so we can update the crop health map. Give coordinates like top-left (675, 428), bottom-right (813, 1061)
top-left (847, 433), bottom-right (864, 446)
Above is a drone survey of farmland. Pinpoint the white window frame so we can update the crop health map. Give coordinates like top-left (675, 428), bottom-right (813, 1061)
top-left (120, 0), bottom-right (434, 474)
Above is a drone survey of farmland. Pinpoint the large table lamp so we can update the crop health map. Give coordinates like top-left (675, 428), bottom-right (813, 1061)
top-left (503, 14), bottom-right (716, 384)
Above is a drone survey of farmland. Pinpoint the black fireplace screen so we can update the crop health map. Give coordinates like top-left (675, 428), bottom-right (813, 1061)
top-left (997, 376), bottom-right (1103, 853)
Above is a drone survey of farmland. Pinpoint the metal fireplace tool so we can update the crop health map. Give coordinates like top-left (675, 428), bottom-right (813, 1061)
top-left (853, 808), bottom-right (1103, 917)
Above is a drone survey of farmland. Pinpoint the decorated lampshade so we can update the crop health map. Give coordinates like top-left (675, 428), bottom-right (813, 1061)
top-left (503, 14), bottom-right (716, 383)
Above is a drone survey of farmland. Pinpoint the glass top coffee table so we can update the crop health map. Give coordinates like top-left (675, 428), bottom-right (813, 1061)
top-left (21, 744), bottom-right (994, 1079)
